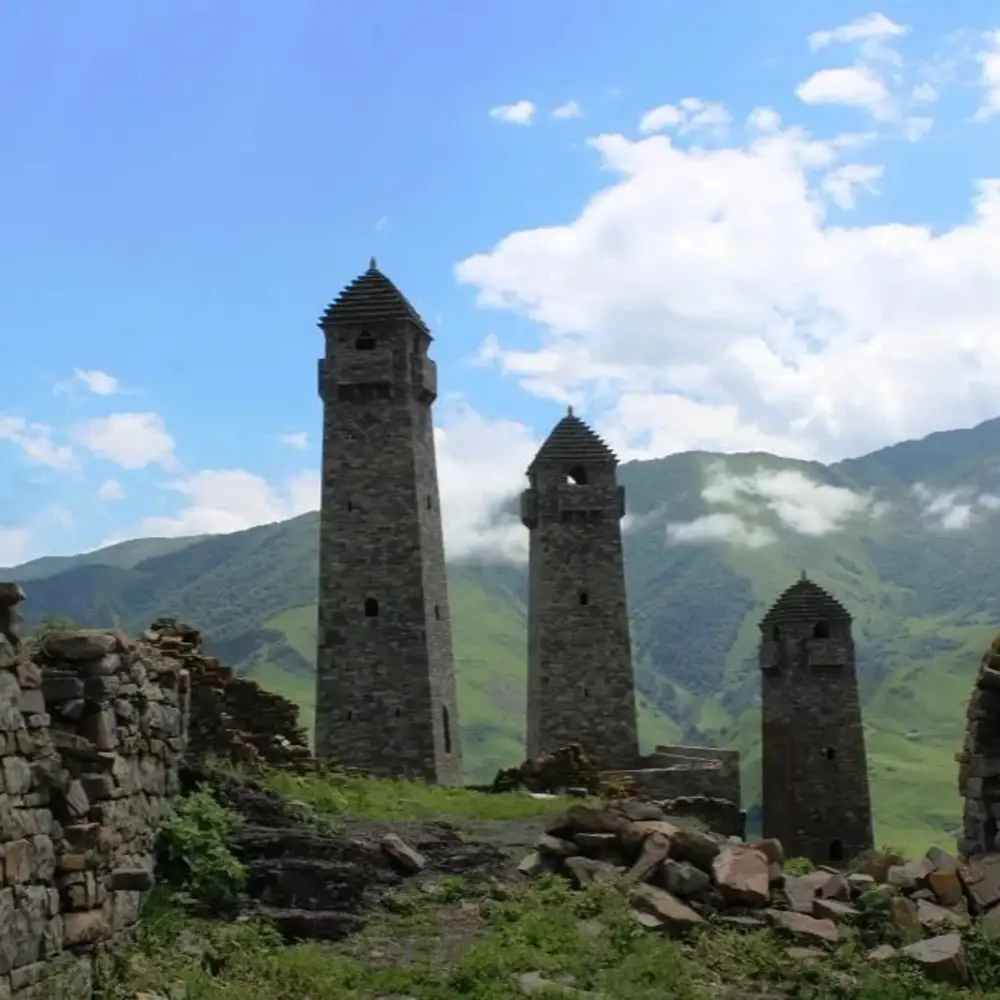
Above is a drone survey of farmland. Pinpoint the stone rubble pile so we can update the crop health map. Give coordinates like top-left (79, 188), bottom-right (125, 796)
top-left (518, 801), bottom-right (1000, 987)
top-left (141, 617), bottom-right (313, 772)
top-left (491, 743), bottom-right (636, 798)
top-left (0, 582), bottom-right (188, 999)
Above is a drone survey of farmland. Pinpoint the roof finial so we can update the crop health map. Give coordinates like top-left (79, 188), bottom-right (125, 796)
top-left (367, 256), bottom-right (378, 272)
top-left (567, 405), bottom-right (574, 417)
top-left (800, 569), bottom-right (807, 581)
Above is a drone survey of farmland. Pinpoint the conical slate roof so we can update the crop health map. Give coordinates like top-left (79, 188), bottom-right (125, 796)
top-left (528, 409), bottom-right (617, 472)
top-left (319, 258), bottom-right (430, 334)
top-left (759, 575), bottom-right (851, 629)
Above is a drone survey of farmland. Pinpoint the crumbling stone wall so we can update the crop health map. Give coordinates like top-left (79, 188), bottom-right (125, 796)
top-left (142, 617), bottom-right (312, 770)
top-left (958, 633), bottom-right (1000, 856)
top-left (0, 585), bottom-right (188, 999)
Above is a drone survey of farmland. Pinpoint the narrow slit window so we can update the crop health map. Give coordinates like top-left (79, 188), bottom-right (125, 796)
top-left (442, 705), bottom-right (452, 754)
top-left (364, 597), bottom-right (379, 618)
top-left (434, 604), bottom-right (441, 620)
top-left (578, 591), bottom-right (590, 606)
top-left (829, 838), bottom-right (844, 862)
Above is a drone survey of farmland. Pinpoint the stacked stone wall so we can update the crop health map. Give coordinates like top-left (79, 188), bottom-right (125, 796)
top-left (0, 585), bottom-right (188, 999)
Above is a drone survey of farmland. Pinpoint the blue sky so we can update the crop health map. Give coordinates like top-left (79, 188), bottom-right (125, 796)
top-left (2, 1), bottom-right (1000, 565)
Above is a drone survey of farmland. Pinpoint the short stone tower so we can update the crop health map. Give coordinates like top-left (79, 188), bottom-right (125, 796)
top-left (521, 408), bottom-right (639, 769)
top-left (758, 575), bottom-right (873, 864)
top-left (314, 259), bottom-right (462, 784)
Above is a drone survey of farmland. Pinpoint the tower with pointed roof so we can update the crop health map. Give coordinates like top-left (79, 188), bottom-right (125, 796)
top-left (314, 260), bottom-right (462, 784)
top-left (758, 576), bottom-right (873, 863)
top-left (520, 409), bottom-right (639, 768)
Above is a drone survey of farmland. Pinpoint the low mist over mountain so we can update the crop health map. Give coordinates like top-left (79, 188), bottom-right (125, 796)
top-left (9, 415), bottom-right (1000, 851)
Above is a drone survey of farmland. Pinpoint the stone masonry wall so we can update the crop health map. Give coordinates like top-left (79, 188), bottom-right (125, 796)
top-left (958, 633), bottom-right (1000, 856)
top-left (0, 585), bottom-right (188, 999)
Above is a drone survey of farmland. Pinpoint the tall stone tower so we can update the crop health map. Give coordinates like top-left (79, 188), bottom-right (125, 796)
top-left (758, 575), bottom-right (873, 863)
top-left (521, 409), bottom-right (639, 769)
top-left (314, 259), bottom-right (462, 785)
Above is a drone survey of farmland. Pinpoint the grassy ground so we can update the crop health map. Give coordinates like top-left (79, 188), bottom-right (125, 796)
top-left (106, 761), bottom-right (1000, 1000)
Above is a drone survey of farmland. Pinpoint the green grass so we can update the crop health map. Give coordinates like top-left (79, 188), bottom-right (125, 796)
top-left (100, 876), bottom-right (999, 1000)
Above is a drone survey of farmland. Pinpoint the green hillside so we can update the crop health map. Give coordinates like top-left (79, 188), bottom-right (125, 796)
top-left (14, 415), bottom-right (1000, 853)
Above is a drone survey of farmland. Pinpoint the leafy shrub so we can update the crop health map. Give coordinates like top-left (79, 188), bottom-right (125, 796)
top-left (783, 857), bottom-right (815, 876)
top-left (156, 787), bottom-right (246, 910)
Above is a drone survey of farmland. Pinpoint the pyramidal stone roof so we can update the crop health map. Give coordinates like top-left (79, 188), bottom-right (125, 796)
top-left (528, 408), bottom-right (617, 472)
top-left (319, 258), bottom-right (430, 334)
top-left (759, 574), bottom-right (851, 628)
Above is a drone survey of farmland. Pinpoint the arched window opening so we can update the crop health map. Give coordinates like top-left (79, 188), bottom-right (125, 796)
top-left (823, 747), bottom-right (836, 761)
top-left (442, 705), bottom-right (452, 754)
top-left (355, 331), bottom-right (376, 350)
top-left (813, 620), bottom-right (830, 639)
top-left (364, 597), bottom-right (379, 618)
top-left (566, 465), bottom-right (588, 486)
top-left (828, 838), bottom-right (844, 863)
top-left (771, 625), bottom-right (781, 641)
top-left (578, 591), bottom-right (590, 606)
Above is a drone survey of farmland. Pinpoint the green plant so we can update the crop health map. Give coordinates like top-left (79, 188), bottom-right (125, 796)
top-left (783, 856), bottom-right (815, 875)
top-left (156, 788), bottom-right (246, 910)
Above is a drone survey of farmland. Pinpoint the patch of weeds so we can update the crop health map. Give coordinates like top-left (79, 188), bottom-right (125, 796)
top-left (784, 856), bottom-right (816, 875)
top-left (156, 787), bottom-right (246, 911)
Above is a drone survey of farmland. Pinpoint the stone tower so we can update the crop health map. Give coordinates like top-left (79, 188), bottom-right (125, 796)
top-left (521, 409), bottom-right (639, 769)
top-left (758, 575), bottom-right (873, 864)
top-left (314, 259), bottom-right (462, 785)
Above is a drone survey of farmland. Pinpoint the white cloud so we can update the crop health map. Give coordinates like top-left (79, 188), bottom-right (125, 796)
top-left (552, 101), bottom-right (583, 119)
top-left (974, 30), bottom-right (1000, 121)
top-left (639, 98), bottom-right (731, 136)
top-left (72, 412), bottom-right (176, 470)
top-left (455, 107), bottom-right (1000, 464)
top-left (0, 416), bottom-right (75, 470)
top-left (97, 479), bottom-right (124, 501)
top-left (808, 13), bottom-right (908, 55)
top-left (902, 116), bottom-right (933, 141)
top-left (911, 83), bottom-right (939, 103)
top-left (73, 368), bottom-right (119, 395)
top-left (374, 215), bottom-right (389, 232)
top-left (489, 100), bottom-right (536, 126)
top-left (0, 526), bottom-right (31, 566)
top-left (666, 512), bottom-right (776, 549)
top-left (434, 403), bottom-right (538, 562)
top-left (821, 163), bottom-right (884, 209)
top-left (134, 469), bottom-right (320, 538)
top-left (278, 432), bottom-right (309, 450)
top-left (796, 66), bottom-right (894, 119)
top-left (913, 483), bottom-right (1000, 530)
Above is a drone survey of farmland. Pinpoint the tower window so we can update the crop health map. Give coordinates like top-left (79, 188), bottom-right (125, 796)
top-left (426, 495), bottom-right (433, 510)
top-left (566, 465), bottom-right (588, 485)
top-left (442, 705), bottom-right (452, 754)
top-left (434, 604), bottom-right (441, 620)
top-left (364, 597), bottom-right (379, 618)
top-left (828, 839), bottom-right (844, 862)
top-left (771, 625), bottom-right (780, 641)
top-left (823, 747), bottom-right (836, 761)
top-left (578, 591), bottom-right (590, 606)
top-left (355, 331), bottom-right (376, 350)
top-left (395, 708), bottom-right (401, 717)
top-left (347, 500), bottom-right (353, 512)
top-left (813, 621), bottom-right (830, 639)
top-left (583, 687), bottom-right (590, 698)
top-left (346, 711), bottom-right (352, 721)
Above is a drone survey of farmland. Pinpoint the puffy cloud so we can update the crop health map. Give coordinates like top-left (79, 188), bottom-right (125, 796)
top-left (455, 106), bottom-right (1000, 464)
top-left (667, 512), bottom-right (776, 549)
top-left (913, 483), bottom-right (1000, 530)
top-left (665, 463), bottom-right (881, 548)
top-left (488, 100), bottom-right (536, 125)
top-left (97, 479), bottom-right (124, 501)
top-left (552, 101), bottom-right (583, 119)
top-left (134, 469), bottom-right (320, 537)
top-left (974, 30), bottom-right (1000, 121)
top-left (821, 163), bottom-right (884, 209)
top-left (73, 368), bottom-right (119, 395)
top-left (639, 98), bottom-right (731, 136)
top-left (72, 412), bottom-right (176, 470)
top-left (0, 526), bottom-right (31, 566)
top-left (796, 67), bottom-right (894, 120)
top-left (278, 432), bottom-right (309, 450)
top-left (808, 13), bottom-right (909, 58)
top-left (0, 416), bottom-right (75, 470)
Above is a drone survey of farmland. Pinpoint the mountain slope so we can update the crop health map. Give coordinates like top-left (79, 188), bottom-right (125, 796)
top-left (14, 415), bottom-right (1000, 850)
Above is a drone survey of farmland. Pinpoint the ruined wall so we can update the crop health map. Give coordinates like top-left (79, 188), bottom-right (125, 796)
top-left (958, 634), bottom-right (1000, 857)
top-left (0, 586), bottom-right (188, 999)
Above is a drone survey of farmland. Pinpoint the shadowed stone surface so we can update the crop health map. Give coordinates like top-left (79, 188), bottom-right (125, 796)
top-left (314, 261), bottom-right (462, 785)
top-left (521, 410), bottom-right (639, 770)
top-left (758, 576), bottom-right (873, 864)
